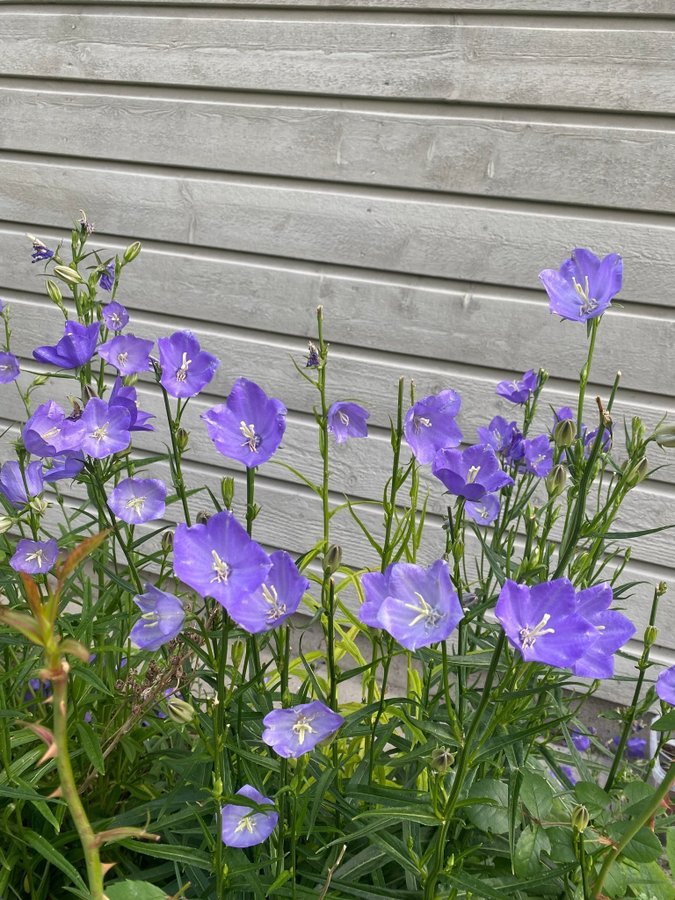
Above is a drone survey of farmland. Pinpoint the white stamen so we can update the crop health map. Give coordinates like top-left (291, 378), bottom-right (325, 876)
top-left (117, 352), bottom-right (128, 367)
top-left (175, 352), bottom-right (192, 382)
top-left (519, 613), bottom-right (555, 649)
top-left (234, 815), bottom-right (256, 835)
top-left (338, 410), bottom-right (350, 426)
top-left (125, 496), bottom-right (146, 513)
top-left (25, 548), bottom-right (44, 565)
top-left (262, 584), bottom-right (287, 623)
top-left (413, 415), bottom-right (432, 433)
top-left (210, 550), bottom-right (231, 584)
top-left (240, 421), bottom-right (261, 453)
top-left (466, 465), bottom-right (481, 484)
top-left (404, 591), bottom-right (444, 631)
top-left (90, 422), bottom-right (109, 442)
top-left (292, 714), bottom-right (317, 745)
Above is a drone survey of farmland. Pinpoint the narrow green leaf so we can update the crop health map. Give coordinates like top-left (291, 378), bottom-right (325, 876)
top-left (76, 722), bottom-right (105, 775)
top-left (22, 829), bottom-right (87, 891)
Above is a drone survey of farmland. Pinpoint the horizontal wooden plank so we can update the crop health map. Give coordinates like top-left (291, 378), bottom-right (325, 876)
top-left (2, 159), bottom-right (674, 304)
top-left (2, 86), bottom-right (674, 213)
top-left (2, 12), bottom-right (675, 112)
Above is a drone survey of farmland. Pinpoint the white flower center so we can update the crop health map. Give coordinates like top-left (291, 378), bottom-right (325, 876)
top-left (117, 352), bottom-right (128, 367)
top-left (413, 415), bottom-right (432, 433)
top-left (292, 714), bottom-right (317, 745)
top-left (175, 352), bottom-right (192, 382)
top-left (26, 548), bottom-right (44, 565)
top-left (466, 465), bottom-right (481, 484)
top-left (141, 610), bottom-right (159, 628)
top-left (210, 550), bottom-right (231, 584)
top-left (519, 613), bottom-right (555, 649)
top-left (125, 495), bottom-right (146, 513)
top-left (240, 421), bottom-right (261, 452)
top-left (234, 814), bottom-right (256, 835)
top-left (42, 426), bottom-right (61, 440)
top-left (90, 423), bottom-right (109, 442)
top-left (338, 410), bottom-right (350, 426)
top-left (573, 275), bottom-right (598, 317)
top-left (404, 591), bottom-right (444, 631)
top-left (109, 314), bottom-right (121, 328)
top-left (262, 584), bottom-right (287, 623)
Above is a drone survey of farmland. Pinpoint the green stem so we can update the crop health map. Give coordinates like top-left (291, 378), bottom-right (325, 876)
top-left (577, 317), bottom-right (599, 440)
top-left (161, 388), bottom-right (191, 526)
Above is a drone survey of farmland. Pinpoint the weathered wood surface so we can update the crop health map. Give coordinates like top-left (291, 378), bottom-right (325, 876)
top-left (2, 12), bottom-right (675, 113)
top-left (3, 85), bottom-right (674, 213)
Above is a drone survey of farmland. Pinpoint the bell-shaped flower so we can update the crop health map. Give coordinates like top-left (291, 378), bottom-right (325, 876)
top-left (374, 559), bottom-right (463, 651)
top-left (571, 727), bottom-right (594, 752)
top-left (496, 369), bottom-right (538, 404)
top-left (403, 390), bottom-right (462, 464)
top-left (262, 700), bottom-right (344, 758)
top-left (521, 435), bottom-right (553, 477)
top-left (157, 331), bottom-right (219, 398)
top-left (173, 510), bottom-right (271, 608)
top-left (109, 477), bottom-right (167, 525)
top-left (359, 565), bottom-right (394, 628)
top-left (109, 377), bottom-right (155, 432)
top-left (98, 333), bottom-right (154, 376)
top-left (130, 584), bottom-right (184, 651)
top-left (98, 262), bottom-right (115, 292)
top-left (80, 398), bottom-right (131, 459)
top-left (327, 401), bottom-right (369, 443)
top-left (44, 452), bottom-right (85, 484)
top-left (465, 494), bottom-right (500, 526)
top-left (476, 416), bottom-right (521, 458)
top-left (33, 321), bottom-right (100, 369)
top-left (10, 538), bottom-right (58, 575)
top-left (539, 248), bottom-right (622, 322)
top-left (202, 378), bottom-right (287, 468)
top-left (584, 426), bottom-right (612, 458)
top-left (432, 444), bottom-right (513, 501)
top-left (221, 785), bottom-right (278, 848)
top-left (495, 579), bottom-right (596, 669)
top-left (656, 665), bottom-right (675, 705)
top-left (227, 550), bottom-right (308, 633)
top-left (0, 460), bottom-right (44, 507)
top-left (23, 401), bottom-right (85, 458)
top-left (102, 301), bottom-right (128, 332)
top-left (0, 352), bottom-right (20, 383)
top-left (569, 582), bottom-right (635, 679)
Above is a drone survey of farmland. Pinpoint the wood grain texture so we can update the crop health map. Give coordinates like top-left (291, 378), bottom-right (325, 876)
top-left (2, 86), bottom-right (674, 213)
top-left (2, 11), bottom-right (675, 112)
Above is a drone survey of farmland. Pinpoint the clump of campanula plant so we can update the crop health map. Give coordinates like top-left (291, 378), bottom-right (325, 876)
top-left (0, 218), bottom-right (674, 900)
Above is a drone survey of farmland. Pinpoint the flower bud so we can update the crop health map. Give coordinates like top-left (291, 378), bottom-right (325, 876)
top-left (553, 417), bottom-right (576, 449)
top-left (196, 510), bottom-right (210, 525)
top-left (653, 423), bottom-right (675, 449)
top-left (161, 531), bottom-right (174, 553)
top-left (626, 456), bottom-right (649, 487)
top-left (53, 265), bottom-right (83, 285)
top-left (571, 804), bottom-right (590, 833)
top-left (231, 640), bottom-right (245, 670)
top-left (46, 280), bottom-right (63, 305)
top-left (644, 624), bottom-right (658, 648)
top-left (125, 373), bottom-right (139, 387)
top-left (657, 581), bottom-right (668, 598)
top-left (123, 241), bottom-right (142, 263)
top-left (166, 697), bottom-right (195, 724)
top-left (546, 464), bottom-right (567, 498)
top-left (220, 476), bottom-right (235, 509)
top-left (176, 428), bottom-right (189, 453)
top-left (29, 496), bottom-right (49, 515)
top-left (0, 516), bottom-right (13, 535)
top-left (31, 374), bottom-right (49, 388)
top-left (323, 544), bottom-right (342, 575)
top-left (430, 747), bottom-right (455, 773)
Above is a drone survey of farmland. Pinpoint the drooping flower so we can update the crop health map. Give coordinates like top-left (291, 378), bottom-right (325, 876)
top-left (465, 494), bottom-right (500, 526)
top-left (109, 377), bottom-right (155, 432)
top-left (403, 390), bottom-right (462, 465)
top-left (655, 665), bottom-right (675, 705)
top-left (496, 369), bottom-right (538, 405)
top-left (327, 401), bottom-right (369, 443)
top-left (227, 550), bottom-right (308, 633)
top-left (80, 398), bottom-right (131, 459)
top-left (569, 583), bottom-right (635, 679)
top-left (495, 579), bottom-right (595, 669)
top-left (373, 559), bottom-right (464, 651)
top-left (173, 510), bottom-right (271, 608)
top-left (23, 401), bottom-right (85, 457)
top-left (584, 426), bottom-right (612, 458)
top-left (0, 460), bottom-right (44, 507)
top-left (44, 452), bottom-right (85, 484)
top-left (521, 435), bottom-right (553, 477)
top-left (571, 727), bottom-right (594, 752)
top-left (102, 301), bottom-right (129, 332)
top-left (130, 584), bottom-right (185, 651)
top-left (539, 248), bottom-right (622, 323)
top-left (0, 352), bottom-right (20, 384)
top-left (10, 539), bottom-right (58, 575)
top-left (221, 785), bottom-right (278, 849)
top-left (30, 237), bottom-right (54, 264)
top-left (432, 445), bottom-right (513, 501)
top-left (98, 262), bottom-right (115, 292)
top-left (33, 321), bottom-right (100, 369)
top-left (262, 701), bottom-right (344, 758)
top-left (202, 378), bottom-right (287, 468)
top-left (306, 342), bottom-right (320, 368)
top-left (610, 736), bottom-right (646, 760)
top-left (98, 334), bottom-right (153, 375)
top-left (109, 478), bottom-right (167, 525)
top-left (476, 416), bottom-right (521, 459)
top-left (157, 331), bottom-right (219, 399)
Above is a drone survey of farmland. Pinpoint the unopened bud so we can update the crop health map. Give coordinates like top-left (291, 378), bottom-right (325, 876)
top-left (161, 531), bottom-right (173, 553)
top-left (430, 747), bottom-right (455, 773)
top-left (553, 418), bottom-right (576, 449)
top-left (123, 241), bottom-right (142, 263)
top-left (46, 280), bottom-right (63, 305)
top-left (626, 456), bottom-right (649, 487)
top-left (31, 374), bottom-right (49, 388)
top-left (546, 464), bottom-right (567, 498)
top-left (324, 544), bottom-right (342, 575)
top-left (644, 625), bottom-right (658, 648)
top-left (176, 428), bottom-right (189, 453)
top-left (196, 510), bottom-right (210, 525)
top-left (571, 804), bottom-right (590, 833)
top-left (221, 476), bottom-right (235, 509)
top-left (124, 373), bottom-right (139, 387)
top-left (0, 516), bottom-right (13, 535)
top-left (83, 384), bottom-right (98, 401)
top-left (53, 265), bottom-right (82, 285)
top-left (29, 496), bottom-right (49, 515)
top-left (213, 776), bottom-right (223, 799)
top-left (166, 697), bottom-right (195, 724)
top-left (657, 581), bottom-right (668, 597)
top-left (653, 423), bottom-right (675, 449)
top-left (231, 640), bottom-right (245, 670)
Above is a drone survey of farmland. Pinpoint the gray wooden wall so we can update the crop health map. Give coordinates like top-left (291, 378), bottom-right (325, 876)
top-left (1, 1), bottom-right (674, 700)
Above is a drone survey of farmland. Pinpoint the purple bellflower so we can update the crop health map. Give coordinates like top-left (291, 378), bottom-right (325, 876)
top-left (559, 765), bottom-right (578, 786)
top-left (656, 665), bottom-right (675, 705)
top-left (33, 321), bottom-right (100, 370)
top-left (80, 398), bottom-right (131, 459)
top-left (98, 334), bottom-right (154, 376)
top-left (202, 378), bottom-right (287, 468)
top-left (109, 377), bottom-right (155, 432)
top-left (0, 460), bottom-right (44, 507)
top-left (30, 238), bottom-right (54, 264)
top-left (571, 727), bottom-right (594, 753)
top-left (102, 301), bottom-right (129, 332)
top-left (569, 582), bottom-right (635, 679)
top-left (403, 390), bottom-right (462, 465)
top-left (23, 401), bottom-right (85, 458)
top-left (521, 435), bottom-right (553, 477)
top-left (173, 510), bottom-right (271, 609)
top-left (610, 736), bottom-right (646, 760)
top-left (584, 426), bottom-right (612, 458)
top-left (495, 579), bottom-right (596, 669)
top-left (227, 550), bottom-right (309, 634)
top-left (432, 445), bottom-right (513, 501)
top-left (373, 559), bottom-right (463, 651)
top-left (496, 369), bottom-right (538, 405)
top-left (477, 416), bottom-right (521, 460)
top-left (262, 700), bottom-right (344, 758)
top-left (99, 262), bottom-right (115, 292)
top-left (221, 785), bottom-right (278, 849)
top-left (130, 584), bottom-right (185, 651)
top-left (465, 494), bottom-right (500, 526)
top-left (539, 248), bottom-right (622, 323)
top-left (327, 401), bottom-right (369, 443)
top-left (0, 352), bottom-right (20, 384)
top-left (10, 539), bottom-right (58, 575)
top-left (359, 565), bottom-right (394, 628)
top-left (157, 331), bottom-right (219, 399)
top-left (109, 478), bottom-right (167, 525)
top-left (44, 452), bottom-right (85, 484)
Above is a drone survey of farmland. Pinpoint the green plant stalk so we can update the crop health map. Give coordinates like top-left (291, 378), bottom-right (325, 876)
top-left (244, 464), bottom-right (262, 683)
top-left (214, 613), bottom-right (230, 900)
top-left (577, 317), bottom-right (600, 440)
top-left (592, 755), bottom-right (675, 899)
top-left (161, 389), bottom-right (192, 526)
top-left (381, 377), bottom-right (406, 571)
